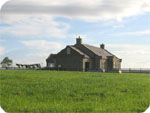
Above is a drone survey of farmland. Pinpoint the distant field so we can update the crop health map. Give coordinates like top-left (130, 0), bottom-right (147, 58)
top-left (0, 70), bottom-right (150, 113)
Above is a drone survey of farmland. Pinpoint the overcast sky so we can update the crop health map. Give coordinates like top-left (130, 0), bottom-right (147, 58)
top-left (0, 0), bottom-right (150, 68)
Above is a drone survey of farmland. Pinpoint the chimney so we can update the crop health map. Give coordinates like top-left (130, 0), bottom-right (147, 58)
top-left (76, 36), bottom-right (82, 45)
top-left (100, 44), bottom-right (105, 49)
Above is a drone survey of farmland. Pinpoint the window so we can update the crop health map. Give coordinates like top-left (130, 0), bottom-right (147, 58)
top-left (67, 47), bottom-right (71, 54)
top-left (48, 63), bottom-right (55, 68)
top-left (113, 62), bottom-right (116, 68)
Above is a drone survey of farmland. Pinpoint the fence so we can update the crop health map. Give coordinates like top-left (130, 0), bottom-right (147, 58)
top-left (121, 68), bottom-right (150, 73)
top-left (0, 67), bottom-right (150, 73)
top-left (0, 67), bottom-right (41, 70)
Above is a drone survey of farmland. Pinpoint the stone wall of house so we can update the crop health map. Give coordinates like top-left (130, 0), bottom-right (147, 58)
top-left (46, 54), bottom-right (56, 67)
top-left (55, 46), bottom-right (84, 71)
top-left (56, 56), bottom-right (83, 71)
top-left (100, 58), bottom-right (107, 70)
top-left (113, 56), bottom-right (121, 70)
top-left (94, 56), bottom-right (100, 69)
top-left (105, 56), bottom-right (121, 72)
top-left (82, 58), bottom-right (94, 71)
top-left (75, 44), bottom-right (104, 70)
top-left (106, 56), bottom-right (113, 71)
top-left (46, 39), bottom-right (122, 72)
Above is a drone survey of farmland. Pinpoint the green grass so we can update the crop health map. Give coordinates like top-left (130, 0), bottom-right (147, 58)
top-left (0, 70), bottom-right (150, 113)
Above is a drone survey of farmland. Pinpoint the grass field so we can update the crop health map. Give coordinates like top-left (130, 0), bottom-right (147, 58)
top-left (0, 70), bottom-right (150, 113)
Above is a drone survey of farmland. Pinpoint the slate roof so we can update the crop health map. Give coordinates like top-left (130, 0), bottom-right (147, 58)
top-left (71, 44), bottom-right (116, 59)
top-left (82, 44), bottom-right (114, 58)
top-left (69, 46), bottom-right (89, 58)
top-left (46, 54), bottom-right (57, 61)
top-left (47, 43), bottom-right (117, 59)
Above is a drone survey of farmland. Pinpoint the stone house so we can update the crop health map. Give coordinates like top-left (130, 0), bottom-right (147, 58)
top-left (46, 37), bottom-right (122, 72)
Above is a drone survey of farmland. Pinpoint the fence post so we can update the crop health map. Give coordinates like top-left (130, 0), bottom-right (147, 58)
top-left (140, 68), bottom-right (141, 73)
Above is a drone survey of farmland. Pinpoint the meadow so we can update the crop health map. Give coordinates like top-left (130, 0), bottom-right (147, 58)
top-left (0, 70), bottom-right (150, 113)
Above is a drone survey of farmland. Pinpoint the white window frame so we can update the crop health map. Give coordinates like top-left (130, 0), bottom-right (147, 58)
top-left (113, 62), bottom-right (116, 68)
top-left (48, 63), bottom-right (55, 68)
top-left (67, 47), bottom-right (71, 54)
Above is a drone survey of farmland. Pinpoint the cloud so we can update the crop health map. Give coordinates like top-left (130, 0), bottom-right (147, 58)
top-left (14, 52), bottom-right (48, 66)
top-left (107, 44), bottom-right (150, 68)
top-left (0, 0), bottom-right (10, 10)
top-left (1, 0), bottom-right (150, 21)
top-left (22, 40), bottom-right (62, 52)
top-left (1, 0), bottom-right (150, 68)
top-left (17, 40), bottom-right (63, 65)
top-left (0, 46), bottom-right (5, 56)
top-left (0, 39), bottom-right (5, 42)
top-left (118, 29), bottom-right (150, 36)
top-left (0, 15), bottom-right (70, 38)
top-left (0, 0), bottom-right (149, 39)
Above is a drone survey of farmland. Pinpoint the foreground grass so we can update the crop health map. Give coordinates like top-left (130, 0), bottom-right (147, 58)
top-left (0, 70), bottom-right (150, 113)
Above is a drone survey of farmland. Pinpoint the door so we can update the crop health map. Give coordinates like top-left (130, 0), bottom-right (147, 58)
top-left (107, 59), bottom-right (113, 71)
top-left (85, 62), bottom-right (90, 71)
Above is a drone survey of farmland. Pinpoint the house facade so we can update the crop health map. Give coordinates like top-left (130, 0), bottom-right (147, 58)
top-left (46, 37), bottom-right (122, 72)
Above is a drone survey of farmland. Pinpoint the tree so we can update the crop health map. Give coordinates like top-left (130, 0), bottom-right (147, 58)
top-left (0, 57), bottom-right (13, 68)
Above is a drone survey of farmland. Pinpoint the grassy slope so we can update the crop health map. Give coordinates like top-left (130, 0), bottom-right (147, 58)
top-left (0, 70), bottom-right (150, 113)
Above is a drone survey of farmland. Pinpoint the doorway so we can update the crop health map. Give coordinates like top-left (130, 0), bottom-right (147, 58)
top-left (85, 62), bottom-right (90, 71)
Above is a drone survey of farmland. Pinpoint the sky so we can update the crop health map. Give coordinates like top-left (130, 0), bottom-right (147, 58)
top-left (0, 0), bottom-right (150, 68)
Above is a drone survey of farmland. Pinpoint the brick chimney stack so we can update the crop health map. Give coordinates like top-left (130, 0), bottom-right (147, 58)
top-left (76, 36), bottom-right (82, 45)
top-left (100, 44), bottom-right (105, 49)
